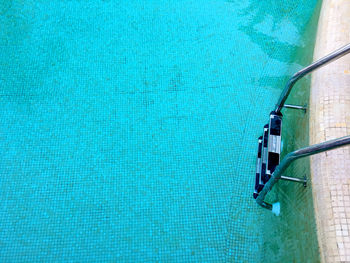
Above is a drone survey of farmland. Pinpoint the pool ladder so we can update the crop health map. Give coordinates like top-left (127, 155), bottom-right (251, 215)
top-left (254, 43), bottom-right (350, 211)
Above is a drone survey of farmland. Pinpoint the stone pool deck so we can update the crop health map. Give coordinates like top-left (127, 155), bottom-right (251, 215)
top-left (310, 0), bottom-right (350, 262)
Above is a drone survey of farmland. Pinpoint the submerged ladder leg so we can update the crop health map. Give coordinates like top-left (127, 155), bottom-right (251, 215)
top-left (280, 175), bottom-right (307, 187)
top-left (283, 104), bottom-right (307, 113)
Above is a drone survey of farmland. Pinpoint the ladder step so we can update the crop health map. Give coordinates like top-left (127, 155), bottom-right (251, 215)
top-left (261, 124), bottom-right (270, 184)
top-left (266, 111), bottom-right (283, 176)
top-left (253, 112), bottom-right (283, 199)
top-left (253, 136), bottom-right (263, 199)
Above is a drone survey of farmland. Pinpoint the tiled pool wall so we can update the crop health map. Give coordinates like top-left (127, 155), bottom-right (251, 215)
top-left (261, 1), bottom-right (322, 262)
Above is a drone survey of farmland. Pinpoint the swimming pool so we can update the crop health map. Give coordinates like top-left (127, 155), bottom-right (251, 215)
top-left (0, 0), bottom-right (321, 262)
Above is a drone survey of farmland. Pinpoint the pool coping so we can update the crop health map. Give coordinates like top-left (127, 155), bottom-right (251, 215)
top-left (310, 0), bottom-right (350, 262)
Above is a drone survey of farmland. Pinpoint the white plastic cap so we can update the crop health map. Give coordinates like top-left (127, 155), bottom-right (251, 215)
top-left (272, 202), bottom-right (281, 216)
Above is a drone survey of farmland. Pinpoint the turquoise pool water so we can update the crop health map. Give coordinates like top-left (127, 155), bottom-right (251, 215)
top-left (1, 0), bottom-right (320, 262)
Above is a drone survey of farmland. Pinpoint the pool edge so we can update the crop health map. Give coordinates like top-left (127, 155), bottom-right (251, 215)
top-left (310, 0), bottom-right (350, 262)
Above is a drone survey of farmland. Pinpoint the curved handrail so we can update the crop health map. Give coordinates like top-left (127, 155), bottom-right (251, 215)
top-left (275, 43), bottom-right (350, 114)
top-left (256, 135), bottom-right (350, 210)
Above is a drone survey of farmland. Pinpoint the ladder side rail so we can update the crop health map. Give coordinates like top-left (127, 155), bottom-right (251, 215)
top-left (256, 135), bottom-right (350, 210)
top-left (275, 43), bottom-right (350, 114)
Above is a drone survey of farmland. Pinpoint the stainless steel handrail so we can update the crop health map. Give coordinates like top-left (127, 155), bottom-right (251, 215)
top-left (275, 43), bottom-right (350, 114)
top-left (256, 135), bottom-right (350, 210)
